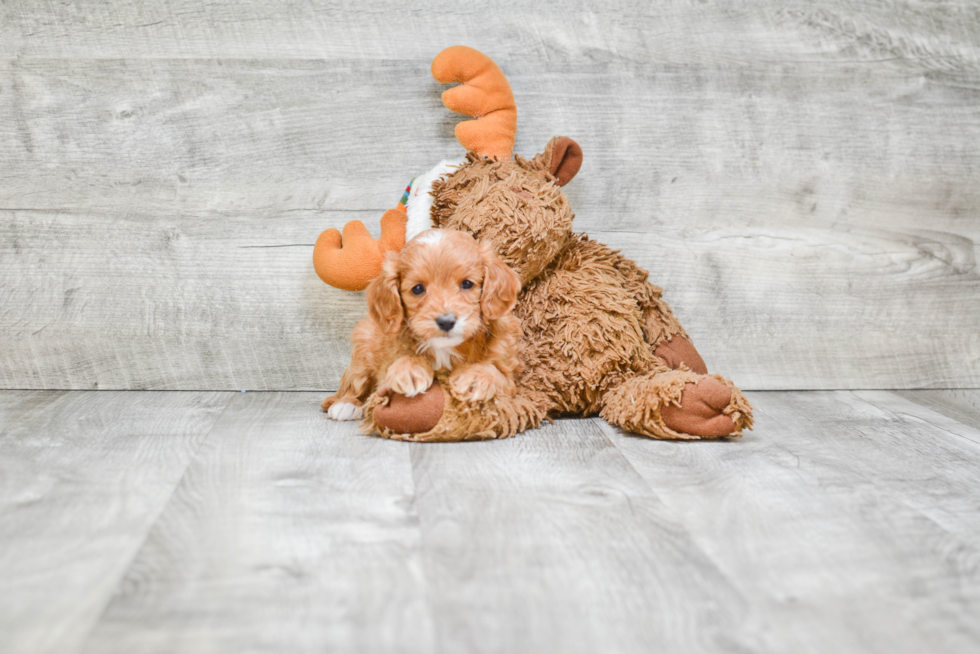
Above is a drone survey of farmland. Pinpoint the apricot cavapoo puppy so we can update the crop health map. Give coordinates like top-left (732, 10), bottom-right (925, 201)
top-left (322, 228), bottom-right (522, 421)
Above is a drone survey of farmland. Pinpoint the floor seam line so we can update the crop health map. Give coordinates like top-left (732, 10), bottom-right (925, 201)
top-left (586, 416), bottom-right (753, 606)
top-left (69, 390), bottom-right (238, 654)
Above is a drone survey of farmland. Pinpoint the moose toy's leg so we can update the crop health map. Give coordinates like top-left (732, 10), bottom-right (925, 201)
top-left (600, 370), bottom-right (753, 440)
top-left (652, 333), bottom-right (708, 375)
top-left (600, 247), bottom-right (709, 374)
top-left (636, 289), bottom-right (709, 374)
top-left (362, 376), bottom-right (546, 442)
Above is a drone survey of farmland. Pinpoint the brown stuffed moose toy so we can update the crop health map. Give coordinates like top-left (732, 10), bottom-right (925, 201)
top-left (313, 46), bottom-right (753, 442)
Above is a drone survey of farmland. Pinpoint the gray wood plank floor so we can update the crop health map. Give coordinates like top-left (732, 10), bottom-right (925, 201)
top-left (0, 391), bottom-right (229, 654)
top-left (2, 389), bottom-right (980, 654)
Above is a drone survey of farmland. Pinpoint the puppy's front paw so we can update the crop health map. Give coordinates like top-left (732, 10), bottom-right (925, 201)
top-left (326, 400), bottom-right (364, 421)
top-left (450, 364), bottom-right (508, 402)
top-left (385, 357), bottom-right (434, 398)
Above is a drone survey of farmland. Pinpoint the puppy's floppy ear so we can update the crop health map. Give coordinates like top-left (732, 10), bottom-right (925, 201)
top-left (367, 252), bottom-right (403, 333)
top-left (479, 243), bottom-right (521, 321)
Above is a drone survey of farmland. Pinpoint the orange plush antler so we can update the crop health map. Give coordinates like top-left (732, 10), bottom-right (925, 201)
top-left (313, 209), bottom-right (407, 291)
top-left (432, 46), bottom-right (517, 160)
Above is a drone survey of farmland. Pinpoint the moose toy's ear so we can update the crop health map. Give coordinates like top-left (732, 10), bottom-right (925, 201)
top-left (546, 136), bottom-right (583, 186)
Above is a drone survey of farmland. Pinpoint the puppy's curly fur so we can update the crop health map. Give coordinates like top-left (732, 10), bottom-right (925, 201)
top-left (323, 228), bottom-right (522, 421)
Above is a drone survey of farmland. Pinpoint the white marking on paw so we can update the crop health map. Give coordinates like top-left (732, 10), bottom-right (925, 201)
top-left (328, 402), bottom-right (363, 421)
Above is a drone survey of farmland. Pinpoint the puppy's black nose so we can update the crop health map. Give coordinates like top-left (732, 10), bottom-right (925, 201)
top-left (435, 313), bottom-right (457, 332)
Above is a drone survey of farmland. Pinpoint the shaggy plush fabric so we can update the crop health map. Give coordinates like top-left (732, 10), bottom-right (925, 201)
top-left (431, 152), bottom-right (574, 284)
top-left (601, 370), bottom-right (754, 440)
top-left (362, 371), bottom-right (545, 442)
top-left (514, 234), bottom-right (669, 416)
top-left (314, 46), bottom-right (755, 442)
top-left (422, 142), bottom-right (753, 440)
top-left (347, 140), bottom-right (755, 441)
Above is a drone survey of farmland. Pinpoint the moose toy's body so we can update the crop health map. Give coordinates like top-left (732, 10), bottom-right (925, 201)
top-left (314, 46), bottom-right (753, 442)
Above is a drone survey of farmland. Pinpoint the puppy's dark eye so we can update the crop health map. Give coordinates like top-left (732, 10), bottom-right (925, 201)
top-left (460, 279), bottom-right (474, 290)
top-left (411, 284), bottom-right (425, 296)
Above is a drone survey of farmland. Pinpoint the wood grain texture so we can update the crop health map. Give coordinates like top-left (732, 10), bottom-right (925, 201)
top-left (81, 392), bottom-right (433, 654)
top-left (0, 390), bottom-right (230, 654)
top-left (857, 389), bottom-right (980, 448)
top-left (409, 418), bottom-right (754, 654)
top-left (2, 1), bottom-right (978, 65)
top-left (893, 389), bottom-right (980, 430)
top-left (598, 391), bottom-right (980, 653)
top-left (1, 2), bottom-right (978, 390)
top-left (3, 57), bottom-right (979, 222)
top-left (3, 389), bottom-right (980, 652)
top-left (596, 227), bottom-right (980, 390)
top-left (0, 209), bottom-right (367, 390)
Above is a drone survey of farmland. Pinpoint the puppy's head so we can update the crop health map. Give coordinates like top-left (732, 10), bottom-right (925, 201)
top-left (367, 229), bottom-right (520, 348)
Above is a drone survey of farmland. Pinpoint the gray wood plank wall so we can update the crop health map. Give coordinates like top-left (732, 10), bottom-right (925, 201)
top-left (1, 2), bottom-right (978, 390)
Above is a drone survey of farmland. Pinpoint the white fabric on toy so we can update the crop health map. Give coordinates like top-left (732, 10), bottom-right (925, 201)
top-left (405, 157), bottom-right (465, 242)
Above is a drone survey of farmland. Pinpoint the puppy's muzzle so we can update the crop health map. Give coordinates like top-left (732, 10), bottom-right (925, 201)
top-left (435, 313), bottom-right (457, 333)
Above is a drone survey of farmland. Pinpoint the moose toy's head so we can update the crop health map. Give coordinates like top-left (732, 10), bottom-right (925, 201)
top-left (313, 45), bottom-right (582, 291)
top-left (429, 136), bottom-right (582, 285)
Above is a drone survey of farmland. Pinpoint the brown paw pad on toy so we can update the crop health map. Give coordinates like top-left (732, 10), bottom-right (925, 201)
top-left (661, 377), bottom-right (741, 437)
top-left (363, 374), bottom-right (545, 443)
top-left (373, 384), bottom-right (445, 435)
